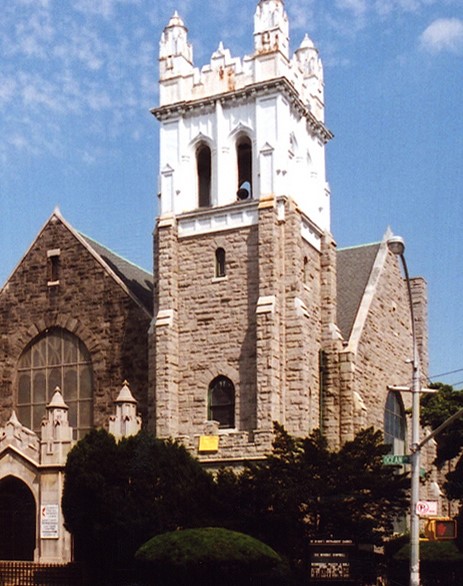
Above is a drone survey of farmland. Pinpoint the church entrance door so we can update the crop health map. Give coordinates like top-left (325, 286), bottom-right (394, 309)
top-left (0, 476), bottom-right (36, 560)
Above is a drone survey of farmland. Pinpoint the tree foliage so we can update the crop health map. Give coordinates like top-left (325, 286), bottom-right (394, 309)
top-left (420, 382), bottom-right (463, 466)
top-left (62, 429), bottom-right (214, 567)
top-left (62, 425), bottom-right (409, 578)
top-left (215, 424), bottom-right (409, 565)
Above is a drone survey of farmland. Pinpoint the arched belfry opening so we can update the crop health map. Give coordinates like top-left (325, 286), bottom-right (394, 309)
top-left (0, 476), bottom-right (36, 560)
top-left (197, 143), bottom-right (212, 207)
top-left (236, 136), bottom-right (252, 200)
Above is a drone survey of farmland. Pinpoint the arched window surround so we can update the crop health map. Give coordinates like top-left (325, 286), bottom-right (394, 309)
top-left (215, 247), bottom-right (226, 279)
top-left (196, 142), bottom-right (212, 208)
top-left (16, 327), bottom-right (93, 439)
top-left (190, 134), bottom-right (215, 209)
top-left (227, 126), bottom-right (255, 202)
top-left (235, 134), bottom-right (253, 200)
top-left (208, 375), bottom-right (235, 429)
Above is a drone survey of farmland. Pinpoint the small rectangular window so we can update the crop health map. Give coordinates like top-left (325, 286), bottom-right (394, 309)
top-left (47, 249), bottom-right (60, 285)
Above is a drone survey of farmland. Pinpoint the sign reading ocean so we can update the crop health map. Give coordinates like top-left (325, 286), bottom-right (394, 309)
top-left (382, 454), bottom-right (411, 465)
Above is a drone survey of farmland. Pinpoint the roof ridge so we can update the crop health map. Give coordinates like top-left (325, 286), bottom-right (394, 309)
top-left (337, 241), bottom-right (381, 252)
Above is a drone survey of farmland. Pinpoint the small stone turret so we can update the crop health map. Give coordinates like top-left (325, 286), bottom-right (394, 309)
top-left (159, 11), bottom-right (193, 80)
top-left (109, 381), bottom-right (142, 441)
top-left (41, 387), bottom-right (74, 465)
top-left (293, 34), bottom-right (325, 121)
top-left (254, 0), bottom-right (289, 59)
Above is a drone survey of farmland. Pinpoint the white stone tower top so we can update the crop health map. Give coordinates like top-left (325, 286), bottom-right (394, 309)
top-left (153, 0), bottom-right (332, 235)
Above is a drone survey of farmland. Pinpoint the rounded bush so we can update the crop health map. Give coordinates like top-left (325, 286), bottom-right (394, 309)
top-left (136, 527), bottom-right (288, 586)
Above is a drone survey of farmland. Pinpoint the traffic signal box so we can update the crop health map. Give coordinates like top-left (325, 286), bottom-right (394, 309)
top-left (424, 518), bottom-right (457, 541)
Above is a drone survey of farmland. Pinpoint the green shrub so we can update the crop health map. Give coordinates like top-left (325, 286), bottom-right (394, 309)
top-left (136, 527), bottom-right (289, 586)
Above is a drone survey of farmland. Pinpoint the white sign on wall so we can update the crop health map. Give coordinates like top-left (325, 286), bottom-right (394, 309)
top-left (40, 504), bottom-right (59, 539)
top-left (416, 501), bottom-right (438, 517)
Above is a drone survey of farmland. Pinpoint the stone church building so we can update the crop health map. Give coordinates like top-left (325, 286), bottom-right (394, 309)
top-left (0, 0), bottom-right (430, 564)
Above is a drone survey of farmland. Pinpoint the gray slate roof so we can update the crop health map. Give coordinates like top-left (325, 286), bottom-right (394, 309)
top-left (336, 243), bottom-right (381, 342)
top-left (81, 235), bottom-right (153, 314)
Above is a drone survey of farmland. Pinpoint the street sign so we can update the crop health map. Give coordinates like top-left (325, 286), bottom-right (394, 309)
top-left (416, 501), bottom-right (438, 517)
top-left (382, 454), bottom-right (410, 465)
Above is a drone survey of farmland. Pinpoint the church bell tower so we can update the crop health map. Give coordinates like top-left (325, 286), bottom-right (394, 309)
top-left (151, 0), bottom-right (336, 463)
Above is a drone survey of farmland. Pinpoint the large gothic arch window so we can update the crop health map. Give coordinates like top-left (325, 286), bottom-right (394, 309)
top-left (0, 477), bottom-right (36, 560)
top-left (16, 328), bottom-right (93, 438)
top-left (384, 391), bottom-right (406, 454)
top-left (208, 376), bottom-right (235, 429)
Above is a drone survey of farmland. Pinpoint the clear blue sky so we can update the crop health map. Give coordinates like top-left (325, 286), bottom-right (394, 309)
top-left (1, 0), bottom-right (462, 388)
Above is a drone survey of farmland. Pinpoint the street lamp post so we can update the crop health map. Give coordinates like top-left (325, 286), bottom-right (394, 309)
top-left (387, 235), bottom-right (421, 586)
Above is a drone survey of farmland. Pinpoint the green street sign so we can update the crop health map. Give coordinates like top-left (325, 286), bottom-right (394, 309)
top-left (382, 454), bottom-right (411, 466)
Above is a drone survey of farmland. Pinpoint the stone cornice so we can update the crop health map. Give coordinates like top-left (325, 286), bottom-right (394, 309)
top-left (151, 77), bottom-right (334, 144)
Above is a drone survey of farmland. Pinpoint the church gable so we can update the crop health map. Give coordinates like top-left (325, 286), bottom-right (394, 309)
top-left (0, 210), bottom-right (151, 434)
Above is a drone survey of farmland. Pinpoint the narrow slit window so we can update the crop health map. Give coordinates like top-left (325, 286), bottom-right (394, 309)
top-left (215, 248), bottom-right (226, 278)
top-left (197, 144), bottom-right (211, 207)
top-left (236, 137), bottom-right (252, 200)
top-left (303, 256), bottom-right (309, 284)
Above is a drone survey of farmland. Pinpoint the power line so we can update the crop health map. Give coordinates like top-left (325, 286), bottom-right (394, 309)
top-left (428, 367), bottom-right (463, 380)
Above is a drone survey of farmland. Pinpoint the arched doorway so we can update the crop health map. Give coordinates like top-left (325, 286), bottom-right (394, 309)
top-left (0, 476), bottom-right (36, 560)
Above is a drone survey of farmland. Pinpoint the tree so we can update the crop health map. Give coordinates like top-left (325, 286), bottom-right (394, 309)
top-left (420, 383), bottom-right (463, 466)
top-left (62, 429), bottom-right (214, 569)
top-left (215, 424), bottom-right (409, 567)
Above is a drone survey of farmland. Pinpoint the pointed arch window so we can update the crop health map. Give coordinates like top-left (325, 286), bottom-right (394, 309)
top-left (208, 376), bottom-right (235, 429)
top-left (16, 328), bottom-right (93, 439)
top-left (384, 391), bottom-right (406, 454)
top-left (197, 143), bottom-right (212, 207)
top-left (215, 248), bottom-right (226, 278)
top-left (236, 136), bottom-right (252, 200)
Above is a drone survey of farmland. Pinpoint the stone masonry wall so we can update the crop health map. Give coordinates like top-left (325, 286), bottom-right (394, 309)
top-left (319, 233), bottom-right (343, 447)
top-left (176, 221), bottom-right (259, 438)
top-left (283, 200), bottom-right (324, 437)
top-left (151, 216), bottom-right (180, 437)
top-left (351, 249), bottom-right (417, 436)
top-left (154, 196), bottom-right (327, 461)
top-left (0, 216), bottom-right (151, 431)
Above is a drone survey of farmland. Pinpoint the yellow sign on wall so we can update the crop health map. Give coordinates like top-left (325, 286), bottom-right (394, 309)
top-left (198, 435), bottom-right (219, 452)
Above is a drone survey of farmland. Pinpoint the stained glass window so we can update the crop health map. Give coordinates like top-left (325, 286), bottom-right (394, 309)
top-left (17, 328), bottom-right (93, 438)
top-left (384, 391), bottom-right (406, 453)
